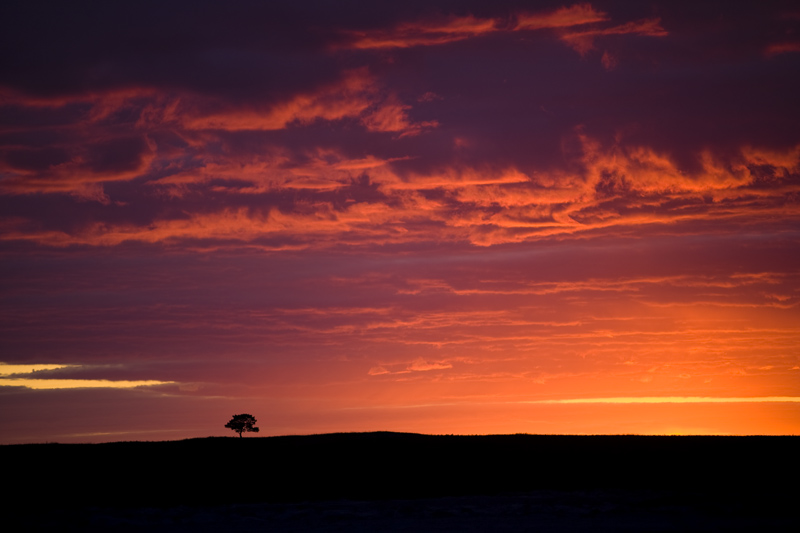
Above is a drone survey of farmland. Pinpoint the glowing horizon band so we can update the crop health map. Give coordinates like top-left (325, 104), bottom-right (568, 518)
top-left (529, 396), bottom-right (800, 404)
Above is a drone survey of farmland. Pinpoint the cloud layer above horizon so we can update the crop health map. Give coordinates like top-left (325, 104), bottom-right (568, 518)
top-left (1, 1), bottom-right (799, 442)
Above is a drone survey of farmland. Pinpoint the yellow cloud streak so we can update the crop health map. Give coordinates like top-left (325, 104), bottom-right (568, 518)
top-left (0, 363), bottom-right (73, 376)
top-left (0, 363), bottom-right (173, 389)
top-left (0, 378), bottom-right (173, 390)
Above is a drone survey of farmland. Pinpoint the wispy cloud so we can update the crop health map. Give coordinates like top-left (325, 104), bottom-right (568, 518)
top-left (560, 17), bottom-right (667, 54)
top-left (340, 3), bottom-right (661, 53)
top-left (341, 14), bottom-right (501, 50)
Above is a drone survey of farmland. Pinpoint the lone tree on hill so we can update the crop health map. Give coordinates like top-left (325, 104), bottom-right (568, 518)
top-left (225, 413), bottom-right (260, 438)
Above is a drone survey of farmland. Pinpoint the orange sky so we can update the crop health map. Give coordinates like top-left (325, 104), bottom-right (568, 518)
top-left (1, 1), bottom-right (799, 443)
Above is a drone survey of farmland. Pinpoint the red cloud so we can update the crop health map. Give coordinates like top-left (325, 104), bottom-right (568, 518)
top-left (342, 14), bottom-right (500, 50)
top-left (559, 17), bottom-right (668, 54)
top-left (765, 41), bottom-right (800, 57)
top-left (183, 70), bottom-right (376, 131)
top-left (0, 134), bottom-right (155, 198)
top-left (340, 3), bottom-right (665, 56)
top-left (181, 68), bottom-right (434, 137)
top-left (515, 3), bottom-right (608, 30)
top-left (3, 136), bottom-right (798, 249)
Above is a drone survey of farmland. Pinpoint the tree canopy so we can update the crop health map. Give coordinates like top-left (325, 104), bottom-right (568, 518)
top-left (225, 413), bottom-right (260, 438)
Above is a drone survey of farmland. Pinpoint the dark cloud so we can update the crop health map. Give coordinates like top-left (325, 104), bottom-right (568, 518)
top-left (86, 136), bottom-right (149, 174)
top-left (3, 146), bottom-right (71, 172)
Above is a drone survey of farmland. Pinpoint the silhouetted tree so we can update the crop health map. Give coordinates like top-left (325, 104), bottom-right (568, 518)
top-left (225, 413), bottom-right (260, 438)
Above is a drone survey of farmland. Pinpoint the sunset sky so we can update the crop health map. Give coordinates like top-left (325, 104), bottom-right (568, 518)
top-left (1, 1), bottom-right (799, 443)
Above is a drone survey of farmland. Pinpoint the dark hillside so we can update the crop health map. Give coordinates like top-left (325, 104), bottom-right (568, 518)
top-left (4, 433), bottom-right (797, 510)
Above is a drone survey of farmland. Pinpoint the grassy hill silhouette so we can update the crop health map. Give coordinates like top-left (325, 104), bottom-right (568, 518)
top-left (4, 433), bottom-right (798, 531)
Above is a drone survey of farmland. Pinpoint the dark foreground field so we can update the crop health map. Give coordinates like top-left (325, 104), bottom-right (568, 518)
top-left (4, 433), bottom-right (798, 531)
